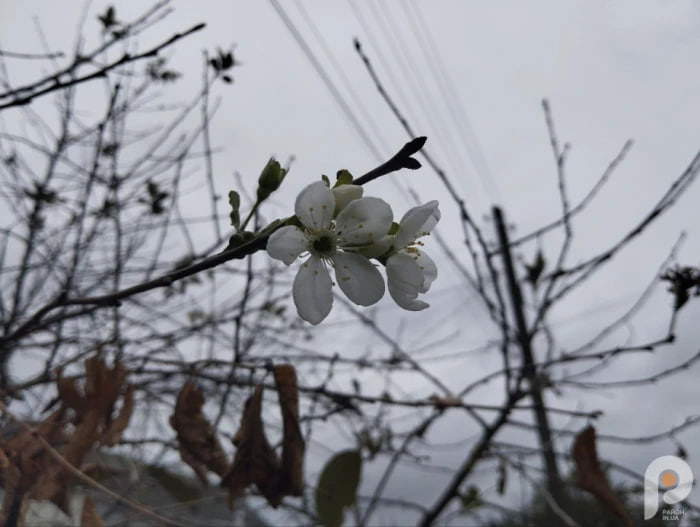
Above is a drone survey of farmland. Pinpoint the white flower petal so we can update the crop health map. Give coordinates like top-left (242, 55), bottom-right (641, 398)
top-left (386, 252), bottom-right (430, 311)
top-left (394, 201), bottom-right (440, 248)
top-left (295, 181), bottom-right (335, 231)
top-left (332, 185), bottom-right (363, 215)
top-left (357, 234), bottom-right (393, 258)
top-left (415, 251), bottom-right (438, 292)
top-left (293, 255), bottom-right (333, 325)
top-left (335, 197), bottom-right (393, 246)
top-left (332, 251), bottom-right (385, 306)
top-left (267, 226), bottom-right (308, 265)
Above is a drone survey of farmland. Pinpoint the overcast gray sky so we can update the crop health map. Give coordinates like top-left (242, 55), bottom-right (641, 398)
top-left (2, 0), bottom-right (700, 524)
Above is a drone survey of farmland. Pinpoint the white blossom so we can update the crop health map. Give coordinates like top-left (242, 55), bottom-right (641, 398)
top-left (267, 181), bottom-right (392, 324)
top-left (384, 201), bottom-right (440, 311)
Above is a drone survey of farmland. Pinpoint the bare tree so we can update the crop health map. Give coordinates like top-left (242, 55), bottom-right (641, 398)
top-left (1, 3), bottom-right (699, 527)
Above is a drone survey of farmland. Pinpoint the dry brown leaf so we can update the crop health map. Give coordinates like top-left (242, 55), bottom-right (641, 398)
top-left (221, 384), bottom-right (281, 507)
top-left (0, 446), bottom-right (11, 471)
top-left (101, 384), bottom-right (134, 447)
top-left (83, 356), bottom-right (127, 417)
top-left (274, 364), bottom-right (304, 497)
top-left (221, 364), bottom-right (305, 509)
top-left (33, 411), bottom-right (102, 509)
top-left (572, 426), bottom-right (634, 527)
top-left (39, 357), bottom-right (131, 507)
top-left (0, 409), bottom-right (67, 523)
top-left (2, 357), bottom-right (132, 514)
top-left (80, 496), bottom-right (105, 527)
top-left (56, 376), bottom-right (85, 415)
top-left (0, 447), bottom-right (22, 526)
top-left (170, 381), bottom-right (230, 484)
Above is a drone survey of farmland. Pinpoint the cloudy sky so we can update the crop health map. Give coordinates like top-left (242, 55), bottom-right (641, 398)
top-left (2, 0), bottom-right (700, 523)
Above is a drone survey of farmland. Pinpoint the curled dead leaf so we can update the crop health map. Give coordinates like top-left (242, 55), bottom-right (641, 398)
top-left (0, 355), bottom-right (134, 517)
top-left (56, 375), bottom-right (85, 415)
top-left (170, 381), bottom-right (230, 484)
top-left (102, 384), bottom-right (134, 447)
top-left (572, 426), bottom-right (634, 527)
top-left (221, 364), bottom-right (305, 508)
top-left (80, 496), bottom-right (105, 527)
top-left (274, 364), bottom-right (304, 498)
top-left (221, 384), bottom-right (280, 506)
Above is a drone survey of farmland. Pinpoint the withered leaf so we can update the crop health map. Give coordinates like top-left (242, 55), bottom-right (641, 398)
top-left (56, 376), bottom-right (85, 414)
top-left (3, 356), bottom-right (132, 513)
top-left (81, 496), bottom-right (105, 527)
top-left (170, 381), bottom-right (229, 484)
top-left (221, 364), bottom-right (305, 509)
top-left (572, 426), bottom-right (633, 527)
top-left (101, 384), bottom-right (134, 447)
top-left (274, 364), bottom-right (304, 498)
top-left (0, 409), bottom-right (68, 517)
top-left (0, 446), bottom-right (11, 471)
top-left (221, 384), bottom-right (281, 507)
top-left (84, 356), bottom-right (127, 417)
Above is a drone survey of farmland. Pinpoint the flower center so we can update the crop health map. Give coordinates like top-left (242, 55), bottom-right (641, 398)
top-left (312, 234), bottom-right (335, 256)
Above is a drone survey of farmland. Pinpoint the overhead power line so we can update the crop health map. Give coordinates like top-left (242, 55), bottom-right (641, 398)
top-left (373, 1), bottom-right (476, 199)
top-left (292, 0), bottom-right (391, 157)
top-left (268, 0), bottom-right (382, 162)
top-left (407, 0), bottom-right (503, 203)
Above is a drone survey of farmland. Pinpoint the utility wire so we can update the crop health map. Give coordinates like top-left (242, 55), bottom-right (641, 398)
top-left (269, 0), bottom-right (415, 205)
top-left (407, 0), bottom-right (503, 203)
top-left (268, 0), bottom-right (382, 161)
top-left (399, 0), bottom-right (487, 201)
top-left (292, 0), bottom-right (392, 157)
top-left (368, 1), bottom-right (470, 197)
top-left (347, 0), bottom-right (421, 140)
top-left (376, 1), bottom-right (477, 198)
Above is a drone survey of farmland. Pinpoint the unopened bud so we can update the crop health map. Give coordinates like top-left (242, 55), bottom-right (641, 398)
top-left (257, 157), bottom-right (287, 202)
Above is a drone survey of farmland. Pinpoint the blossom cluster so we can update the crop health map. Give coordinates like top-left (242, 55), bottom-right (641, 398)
top-left (267, 180), bottom-right (439, 324)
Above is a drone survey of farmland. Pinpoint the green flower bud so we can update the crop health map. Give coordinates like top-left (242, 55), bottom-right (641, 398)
top-left (257, 157), bottom-right (287, 202)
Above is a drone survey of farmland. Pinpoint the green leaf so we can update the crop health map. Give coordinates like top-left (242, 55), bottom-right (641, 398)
top-left (316, 450), bottom-right (362, 527)
top-left (228, 190), bottom-right (241, 230)
top-left (388, 222), bottom-right (400, 236)
top-left (333, 169), bottom-right (354, 188)
top-left (321, 174), bottom-right (330, 187)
